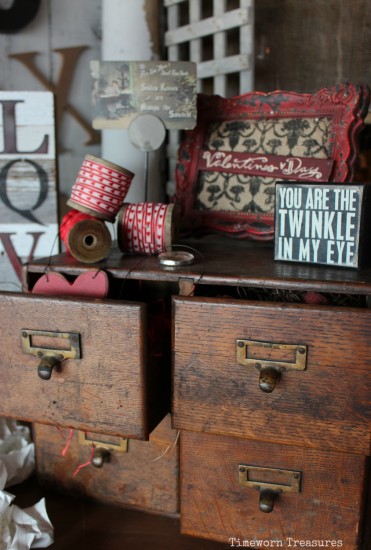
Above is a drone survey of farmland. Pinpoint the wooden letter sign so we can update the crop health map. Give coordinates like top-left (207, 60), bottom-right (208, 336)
top-left (0, 91), bottom-right (58, 288)
top-left (274, 182), bottom-right (371, 269)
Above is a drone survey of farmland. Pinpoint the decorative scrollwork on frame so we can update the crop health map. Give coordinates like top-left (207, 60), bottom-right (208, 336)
top-left (175, 83), bottom-right (370, 240)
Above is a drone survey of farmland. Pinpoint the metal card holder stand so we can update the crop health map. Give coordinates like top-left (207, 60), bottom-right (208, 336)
top-left (128, 113), bottom-right (166, 202)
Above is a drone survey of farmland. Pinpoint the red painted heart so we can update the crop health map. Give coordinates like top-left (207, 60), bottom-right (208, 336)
top-left (31, 270), bottom-right (109, 299)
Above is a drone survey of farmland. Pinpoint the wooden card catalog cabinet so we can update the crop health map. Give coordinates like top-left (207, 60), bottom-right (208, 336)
top-left (274, 182), bottom-right (371, 269)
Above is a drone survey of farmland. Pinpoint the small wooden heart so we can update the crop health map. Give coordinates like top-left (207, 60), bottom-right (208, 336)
top-left (31, 271), bottom-right (109, 299)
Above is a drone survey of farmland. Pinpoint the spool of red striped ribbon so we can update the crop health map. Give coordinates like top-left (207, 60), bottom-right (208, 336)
top-left (117, 202), bottom-right (175, 255)
top-left (60, 209), bottom-right (112, 263)
top-left (67, 154), bottom-right (134, 222)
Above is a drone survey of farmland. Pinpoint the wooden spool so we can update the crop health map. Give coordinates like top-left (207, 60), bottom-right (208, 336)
top-left (67, 218), bottom-right (112, 264)
top-left (117, 202), bottom-right (175, 255)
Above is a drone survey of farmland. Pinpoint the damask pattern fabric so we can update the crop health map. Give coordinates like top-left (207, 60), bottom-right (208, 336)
top-left (196, 117), bottom-right (333, 214)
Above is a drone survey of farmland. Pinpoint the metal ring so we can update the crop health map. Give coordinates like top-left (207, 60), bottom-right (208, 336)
top-left (158, 251), bottom-right (194, 267)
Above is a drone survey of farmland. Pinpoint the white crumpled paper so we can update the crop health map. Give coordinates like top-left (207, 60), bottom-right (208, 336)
top-left (0, 419), bottom-right (54, 549)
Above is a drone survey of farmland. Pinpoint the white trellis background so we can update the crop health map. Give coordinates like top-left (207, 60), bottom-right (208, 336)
top-left (164, 0), bottom-right (255, 195)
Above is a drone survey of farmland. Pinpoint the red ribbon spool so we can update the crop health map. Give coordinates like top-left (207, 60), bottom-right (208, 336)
top-left (67, 154), bottom-right (134, 222)
top-left (117, 202), bottom-right (175, 255)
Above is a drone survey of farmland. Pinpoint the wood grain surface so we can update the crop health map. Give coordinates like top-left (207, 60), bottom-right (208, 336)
top-left (0, 292), bottom-right (167, 439)
top-left (180, 431), bottom-right (369, 547)
top-left (173, 296), bottom-right (371, 454)
top-left (34, 414), bottom-right (179, 516)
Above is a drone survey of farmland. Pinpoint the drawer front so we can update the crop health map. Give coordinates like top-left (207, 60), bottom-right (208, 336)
top-left (172, 297), bottom-right (371, 454)
top-left (180, 431), bottom-right (368, 547)
top-left (33, 414), bottom-right (179, 516)
top-left (0, 292), bottom-right (152, 439)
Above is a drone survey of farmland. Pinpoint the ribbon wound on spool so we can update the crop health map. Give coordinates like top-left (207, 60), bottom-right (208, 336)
top-left (67, 154), bottom-right (134, 222)
top-left (118, 202), bottom-right (174, 255)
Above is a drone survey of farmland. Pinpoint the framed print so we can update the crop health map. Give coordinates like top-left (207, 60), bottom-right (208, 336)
top-left (175, 83), bottom-right (370, 240)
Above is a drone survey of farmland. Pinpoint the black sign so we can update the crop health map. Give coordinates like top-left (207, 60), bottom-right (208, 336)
top-left (274, 182), bottom-right (371, 269)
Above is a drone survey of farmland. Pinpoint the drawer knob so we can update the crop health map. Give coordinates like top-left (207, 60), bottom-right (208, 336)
top-left (239, 464), bottom-right (302, 513)
top-left (37, 356), bottom-right (60, 380)
top-left (21, 329), bottom-right (81, 381)
top-left (259, 366), bottom-right (280, 393)
top-left (259, 489), bottom-right (277, 513)
top-left (92, 447), bottom-right (111, 468)
top-left (236, 340), bottom-right (307, 392)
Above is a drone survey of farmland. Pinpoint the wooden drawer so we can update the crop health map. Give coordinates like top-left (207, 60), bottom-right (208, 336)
top-left (0, 292), bottom-right (169, 439)
top-left (172, 296), bottom-right (371, 454)
top-left (33, 414), bottom-right (179, 516)
top-left (180, 431), bottom-right (370, 547)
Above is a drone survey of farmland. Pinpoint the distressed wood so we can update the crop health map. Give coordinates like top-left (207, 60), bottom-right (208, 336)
top-left (21, 235), bottom-right (371, 541)
top-left (165, 9), bottom-right (250, 45)
top-left (239, 0), bottom-right (254, 91)
top-left (197, 54), bottom-right (251, 79)
top-left (213, 0), bottom-right (227, 96)
top-left (172, 296), bottom-right (371, 454)
top-left (0, 91), bottom-right (59, 287)
top-left (0, 0), bottom-right (102, 195)
top-left (180, 431), bottom-right (369, 547)
top-left (164, 0), bottom-right (187, 6)
top-left (34, 415), bottom-right (179, 516)
top-left (26, 236), bottom-right (371, 296)
top-left (0, 292), bottom-right (169, 439)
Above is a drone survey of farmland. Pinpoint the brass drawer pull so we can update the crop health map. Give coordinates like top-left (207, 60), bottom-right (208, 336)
top-left (92, 447), bottom-right (111, 468)
top-left (78, 432), bottom-right (128, 469)
top-left (236, 339), bottom-right (307, 393)
top-left (239, 464), bottom-right (302, 513)
top-left (21, 329), bottom-right (81, 380)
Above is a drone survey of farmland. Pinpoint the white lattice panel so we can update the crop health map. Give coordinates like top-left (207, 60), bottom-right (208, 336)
top-left (165, 0), bottom-right (255, 196)
top-left (165, 0), bottom-right (254, 95)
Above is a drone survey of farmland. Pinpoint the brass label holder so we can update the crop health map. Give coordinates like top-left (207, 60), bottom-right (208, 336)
top-left (21, 329), bottom-right (81, 381)
top-left (78, 432), bottom-right (128, 468)
top-left (236, 339), bottom-right (307, 393)
top-left (238, 464), bottom-right (302, 513)
top-left (78, 431), bottom-right (128, 453)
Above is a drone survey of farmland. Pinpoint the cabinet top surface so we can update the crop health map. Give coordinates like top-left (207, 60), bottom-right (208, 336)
top-left (26, 236), bottom-right (371, 295)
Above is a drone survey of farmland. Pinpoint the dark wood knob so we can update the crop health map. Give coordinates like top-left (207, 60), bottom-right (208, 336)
top-left (259, 489), bottom-right (277, 513)
top-left (259, 367), bottom-right (280, 393)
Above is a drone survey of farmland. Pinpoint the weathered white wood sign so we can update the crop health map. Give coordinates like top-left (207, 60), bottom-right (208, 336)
top-left (0, 91), bottom-right (58, 289)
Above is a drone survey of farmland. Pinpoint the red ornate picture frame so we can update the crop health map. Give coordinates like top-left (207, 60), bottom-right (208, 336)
top-left (175, 84), bottom-right (370, 240)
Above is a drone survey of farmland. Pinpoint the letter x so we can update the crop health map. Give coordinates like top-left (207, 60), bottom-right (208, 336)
top-left (10, 46), bottom-right (100, 147)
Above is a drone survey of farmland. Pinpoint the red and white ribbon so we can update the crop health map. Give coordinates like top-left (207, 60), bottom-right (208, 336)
top-left (118, 202), bottom-right (174, 255)
top-left (67, 154), bottom-right (134, 221)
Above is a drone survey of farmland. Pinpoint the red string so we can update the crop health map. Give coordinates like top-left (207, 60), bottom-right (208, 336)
top-left (72, 443), bottom-right (95, 477)
top-left (61, 428), bottom-right (75, 457)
